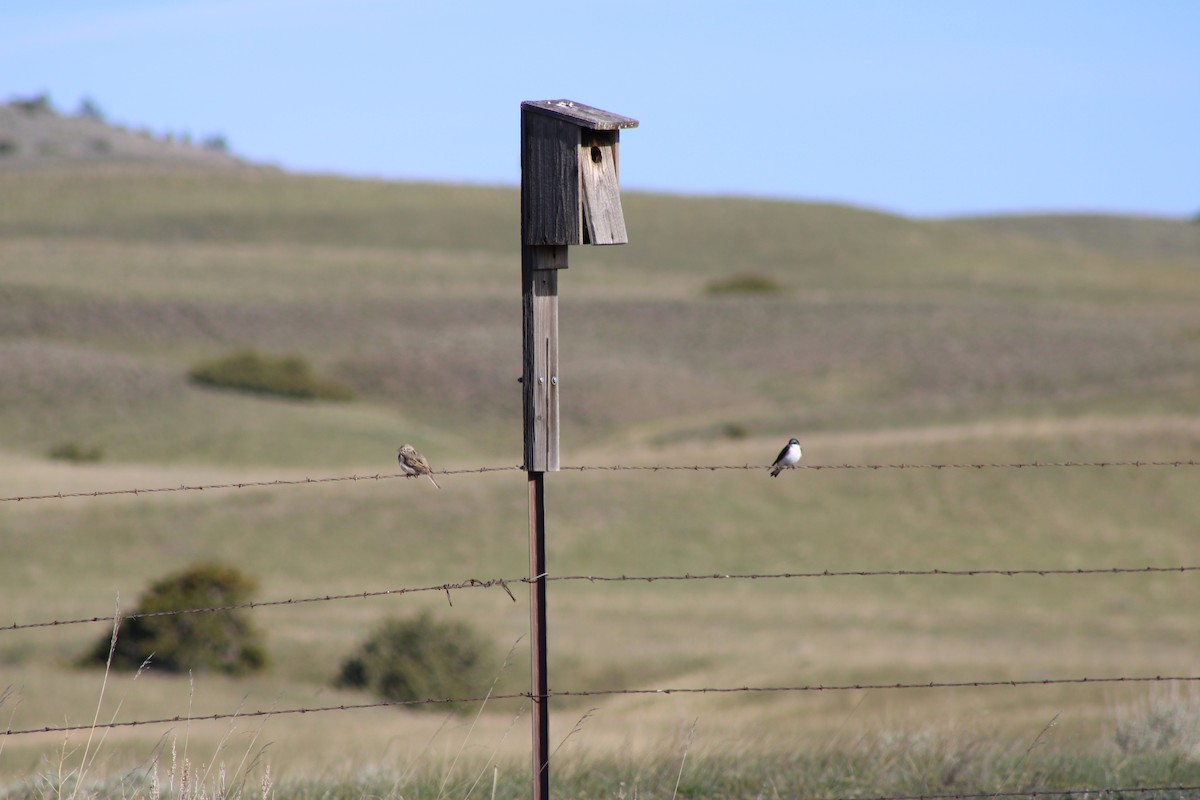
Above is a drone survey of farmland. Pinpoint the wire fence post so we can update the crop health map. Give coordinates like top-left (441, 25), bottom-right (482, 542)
top-left (520, 99), bottom-right (638, 800)
top-left (527, 471), bottom-right (550, 800)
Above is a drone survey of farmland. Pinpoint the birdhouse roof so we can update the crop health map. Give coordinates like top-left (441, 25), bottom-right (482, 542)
top-left (521, 99), bottom-right (639, 130)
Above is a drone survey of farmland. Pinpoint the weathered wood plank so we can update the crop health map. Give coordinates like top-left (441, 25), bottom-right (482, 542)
top-left (521, 110), bottom-right (581, 245)
top-left (529, 244), bottom-right (567, 270)
top-left (521, 99), bottom-right (639, 131)
top-left (521, 245), bottom-right (562, 471)
top-left (580, 130), bottom-right (627, 245)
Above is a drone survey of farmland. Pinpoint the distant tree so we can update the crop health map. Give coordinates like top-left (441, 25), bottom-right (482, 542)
top-left (77, 96), bottom-right (105, 121)
top-left (11, 92), bottom-right (53, 114)
top-left (201, 133), bottom-right (230, 153)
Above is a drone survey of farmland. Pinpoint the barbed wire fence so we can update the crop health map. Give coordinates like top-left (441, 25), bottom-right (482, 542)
top-left (3, 459), bottom-right (1197, 503)
top-left (5, 567), bottom-right (1200, 633)
top-left (7, 675), bottom-right (1200, 738)
top-left (2, 460), bottom-right (1198, 800)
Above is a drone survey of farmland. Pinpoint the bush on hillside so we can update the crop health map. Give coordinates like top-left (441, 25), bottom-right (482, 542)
top-left (201, 134), bottom-right (230, 153)
top-left (704, 273), bottom-right (786, 295)
top-left (11, 93), bottom-right (53, 114)
top-left (188, 349), bottom-right (355, 401)
top-left (77, 96), bottom-right (105, 121)
top-left (81, 563), bottom-right (267, 675)
top-left (48, 441), bottom-right (104, 463)
top-left (722, 422), bottom-right (750, 439)
top-left (336, 612), bottom-right (497, 712)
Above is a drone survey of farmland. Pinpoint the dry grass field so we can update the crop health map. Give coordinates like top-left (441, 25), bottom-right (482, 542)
top-left (1, 163), bottom-right (1199, 797)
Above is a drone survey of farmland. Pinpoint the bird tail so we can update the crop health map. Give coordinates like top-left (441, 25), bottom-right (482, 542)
top-left (427, 473), bottom-right (441, 489)
top-left (770, 467), bottom-right (781, 477)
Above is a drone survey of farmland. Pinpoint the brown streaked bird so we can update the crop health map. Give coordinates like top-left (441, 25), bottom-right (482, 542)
top-left (397, 443), bottom-right (441, 488)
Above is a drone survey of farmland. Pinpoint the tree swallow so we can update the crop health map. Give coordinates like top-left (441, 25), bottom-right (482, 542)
top-left (770, 438), bottom-right (802, 477)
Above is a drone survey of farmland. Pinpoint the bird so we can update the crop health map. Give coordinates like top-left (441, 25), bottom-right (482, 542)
top-left (769, 438), bottom-right (802, 477)
top-left (397, 443), bottom-right (441, 488)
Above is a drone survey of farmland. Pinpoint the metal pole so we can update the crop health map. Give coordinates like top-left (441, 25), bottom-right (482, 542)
top-left (528, 471), bottom-right (550, 800)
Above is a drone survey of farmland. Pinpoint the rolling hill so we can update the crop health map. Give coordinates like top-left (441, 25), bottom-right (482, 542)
top-left (0, 97), bottom-right (246, 170)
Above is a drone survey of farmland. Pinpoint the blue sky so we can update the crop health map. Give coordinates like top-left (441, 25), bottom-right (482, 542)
top-left (3, 1), bottom-right (1197, 218)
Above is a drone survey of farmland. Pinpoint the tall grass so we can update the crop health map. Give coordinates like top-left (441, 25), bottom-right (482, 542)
top-left (7, 726), bottom-right (1199, 799)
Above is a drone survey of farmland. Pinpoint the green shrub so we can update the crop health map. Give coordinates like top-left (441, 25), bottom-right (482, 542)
top-left (722, 421), bottom-right (750, 439)
top-left (82, 563), bottom-right (267, 675)
top-left (336, 612), bottom-right (497, 712)
top-left (704, 273), bottom-right (786, 295)
top-left (48, 441), bottom-right (104, 463)
top-left (1115, 691), bottom-right (1200, 757)
top-left (188, 349), bottom-right (355, 401)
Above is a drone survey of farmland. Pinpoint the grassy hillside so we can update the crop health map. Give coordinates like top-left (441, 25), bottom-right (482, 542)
top-left (1, 165), bottom-right (1198, 793)
top-left (2, 167), bottom-right (1197, 463)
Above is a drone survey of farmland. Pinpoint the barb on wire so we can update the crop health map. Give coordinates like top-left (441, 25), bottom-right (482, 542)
top-left (3, 578), bottom-right (517, 632)
top-left (3, 460), bottom-right (1197, 503)
top-left (6, 567), bottom-right (1194, 633)
top-left (3, 675), bottom-right (1197, 738)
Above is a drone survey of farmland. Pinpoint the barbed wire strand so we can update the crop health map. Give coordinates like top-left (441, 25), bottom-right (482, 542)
top-left (4, 675), bottom-right (1198, 738)
top-left (0, 467), bottom-right (520, 503)
top-left (831, 787), bottom-right (1200, 800)
top-left (3, 459), bottom-right (1197, 503)
top-left (548, 565), bottom-right (1200, 583)
top-left (5, 566), bottom-right (1196, 633)
top-left (547, 675), bottom-right (1200, 698)
top-left (2, 578), bottom-right (518, 632)
top-left (563, 460), bottom-right (1200, 472)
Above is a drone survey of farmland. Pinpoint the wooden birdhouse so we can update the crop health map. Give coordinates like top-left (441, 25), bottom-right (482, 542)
top-left (521, 99), bottom-right (639, 247)
top-left (520, 99), bottom-right (638, 474)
